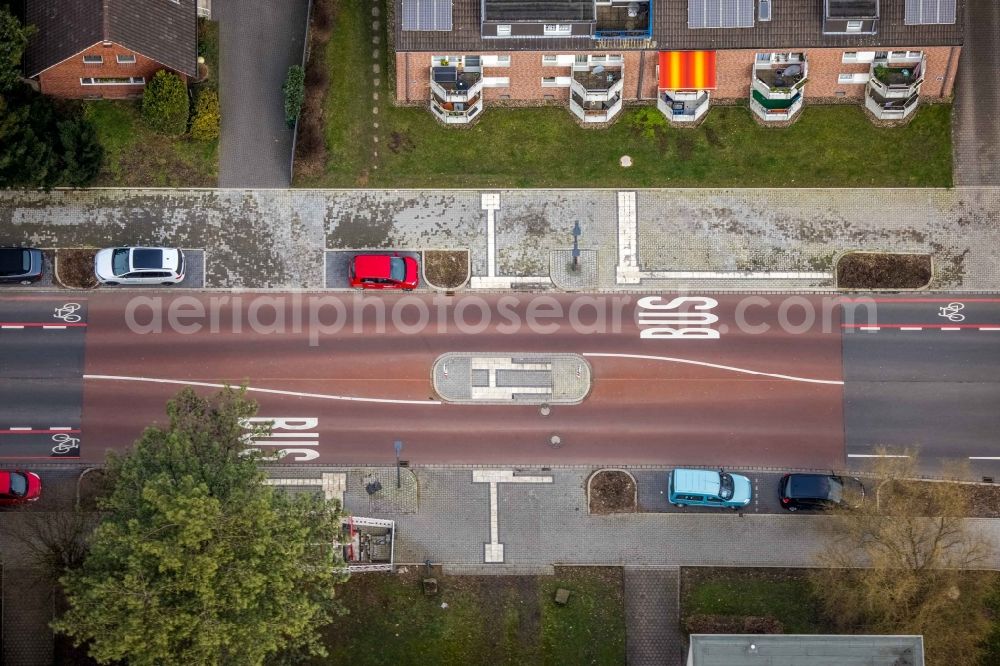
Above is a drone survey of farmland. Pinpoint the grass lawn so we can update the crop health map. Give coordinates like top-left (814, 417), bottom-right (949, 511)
top-left (681, 567), bottom-right (827, 635)
top-left (296, 0), bottom-right (952, 188)
top-left (314, 567), bottom-right (625, 665)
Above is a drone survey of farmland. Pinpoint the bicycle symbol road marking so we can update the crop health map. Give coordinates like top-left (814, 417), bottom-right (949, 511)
top-left (51, 433), bottom-right (80, 454)
top-left (53, 303), bottom-right (82, 323)
top-left (938, 302), bottom-right (965, 322)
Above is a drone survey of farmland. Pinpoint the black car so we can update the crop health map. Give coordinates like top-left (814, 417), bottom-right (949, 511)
top-left (0, 247), bottom-right (43, 284)
top-left (779, 473), bottom-right (865, 511)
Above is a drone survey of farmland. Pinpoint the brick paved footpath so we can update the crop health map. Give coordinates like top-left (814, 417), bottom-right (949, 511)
top-left (1, 187), bottom-right (999, 291)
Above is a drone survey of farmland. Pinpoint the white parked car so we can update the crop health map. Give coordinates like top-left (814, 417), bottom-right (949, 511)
top-left (94, 247), bottom-right (185, 286)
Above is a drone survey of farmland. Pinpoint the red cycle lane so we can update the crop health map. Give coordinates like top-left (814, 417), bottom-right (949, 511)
top-left (78, 292), bottom-right (845, 468)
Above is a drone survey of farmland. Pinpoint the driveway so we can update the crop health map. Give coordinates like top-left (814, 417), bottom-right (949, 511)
top-left (952, 0), bottom-right (1000, 185)
top-left (215, 0), bottom-right (310, 187)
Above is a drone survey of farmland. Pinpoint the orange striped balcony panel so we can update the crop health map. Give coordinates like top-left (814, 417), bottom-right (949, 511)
top-left (658, 51), bottom-right (718, 90)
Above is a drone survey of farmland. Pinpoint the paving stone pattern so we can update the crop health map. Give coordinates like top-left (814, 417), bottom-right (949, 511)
top-left (1, 188), bottom-right (999, 290)
top-left (625, 567), bottom-right (685, 666)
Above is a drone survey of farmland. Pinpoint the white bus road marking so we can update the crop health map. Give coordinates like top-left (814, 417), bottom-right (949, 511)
top-left (83, 375), bottom-right (442, 405)
top-left (582, 353), bottom-right (844, 386)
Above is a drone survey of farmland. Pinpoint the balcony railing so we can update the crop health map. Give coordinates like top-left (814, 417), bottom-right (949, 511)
top-left (865, 88), bottom-right (920, 121)
top-left (752, 59), bottom-right (808, 100)
top-left (868, 57), bottom-right (925, 99)
top-left (430, 68), bottom-right (483, 103)
top-left (570, 66), bottom-right (624, 102)
top-left (657, 92), bottom-right (710, 122)
top-left (430, 97), bottom-right (483, 124)
top-left (570, 95), bottom-right (623, 123)
top-left (750, 93), bottom-right (804, 122)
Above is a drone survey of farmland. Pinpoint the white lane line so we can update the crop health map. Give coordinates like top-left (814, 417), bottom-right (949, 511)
top-left (859, 326), bottom-right (880, 331)
top-left (979, 327), bottom-right (1000, 331)
top-left (969, 457), bottom-right (1000, 460)
top-left (50, 426), bottom-right (73, 431)
top-left (583, 353), bottom-right (843, 386)
top-left (9, 427), bottom-right (32, 431)
top-left (42, 325), bottom-right (67, 330)
top-left (899, 327), bottom-right (923, 331)
top-left (1, 325), bottom-right (24, 329)
top-left (83, 375), bottom-right (442, 406)
top-left (941, 327), bottom-right (961, 331)
top-left (848, 454), bottom-right (911, 458)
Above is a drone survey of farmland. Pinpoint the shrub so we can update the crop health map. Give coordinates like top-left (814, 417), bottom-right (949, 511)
top-left (189, 89), bottom-right (220, 141)
top-left (57, 115), bottom-right (104, 186)
top-left (283, 65), bottom-right (305, 128)
top-left (141, 70), bottom-right (190, 136)
top-left (684, 614), bottom-right (784, 635)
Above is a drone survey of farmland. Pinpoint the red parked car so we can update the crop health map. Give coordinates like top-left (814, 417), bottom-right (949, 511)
top-left (349, 254), bottom-right (419, 290)
top-left (0, 470), bottom-right (42, 505)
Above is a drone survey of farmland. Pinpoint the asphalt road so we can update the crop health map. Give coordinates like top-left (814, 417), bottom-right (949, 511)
top-left (842, 296), bottom-right (1000, 478)
top-left (1, 292), bottom-right (998, 475)
top-left (0, 296), bottom-right (86, 459)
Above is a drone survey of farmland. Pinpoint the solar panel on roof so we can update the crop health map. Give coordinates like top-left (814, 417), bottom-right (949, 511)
top-left (904, 0), bottom-right (956, 24)
top-left (401, 0), bottom-right (453, 31)
top-left (688, 0), bottom-right (754, 29)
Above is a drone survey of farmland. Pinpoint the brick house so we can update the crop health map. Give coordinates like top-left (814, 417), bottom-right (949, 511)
top-left (24, 0), bottom-right (198, 99)
top-left (395, 0), bottom-right (962, 125)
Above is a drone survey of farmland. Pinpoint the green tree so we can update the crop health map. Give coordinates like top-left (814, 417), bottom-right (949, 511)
top-left (57, 115), bottom-right (104, 186)
top-left (54, 387), bottom-right (347, 665)
top-left (141, 69), bottom-right (190, 136)
top-left (189, 88), bottom-right (220, 141)
top-left (0, 90), bottom-right (59, 187)
top-left (0, 6), bottom-right (35, 92)
top-left (283, 64), bottom-right (304, 128)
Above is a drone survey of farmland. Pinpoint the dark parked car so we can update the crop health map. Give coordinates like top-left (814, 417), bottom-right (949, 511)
top-left (779, 473), bottom-right (865, 511)
top-left (0, 247), bottom-right (43, 284)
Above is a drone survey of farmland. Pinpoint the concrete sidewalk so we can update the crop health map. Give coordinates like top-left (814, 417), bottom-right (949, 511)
top-left (1, 187), bottom-right (998, 291)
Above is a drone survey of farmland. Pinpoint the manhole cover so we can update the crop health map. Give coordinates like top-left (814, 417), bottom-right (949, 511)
top-left (549, 435), bottom-right (562, 448)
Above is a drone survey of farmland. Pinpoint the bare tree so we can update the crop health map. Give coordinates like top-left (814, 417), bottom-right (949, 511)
top-left (811, 451), bottom-right (994, 664)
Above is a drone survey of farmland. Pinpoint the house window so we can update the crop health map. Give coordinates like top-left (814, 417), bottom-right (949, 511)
top-left (494, 55), bottom-right (510, 66)
top-left (875, 51), bottom-right (889, 60)
top-left (837, 73), bottom-right (869, 84)
top-left (542, 55), bottom-right (558, 65)
top-left (496, 24), bottom-right (511, 36)
top-left (543, 24), bottom-right (571, 36)
top-left (83, 55), bottom-right (103, 64)
top-left (542, 77), bottom-right (559, 87)
top-left (756, 53), bottom-right (772, 62)
top-left (80, 76), bottom-right (146, 85)
top-left (483, 76), bottom-right (510, 87)
top-left (906, 50), bottom-right (922, 59)
top-left (846, 20), bottom-right (863, 32)
top-left (116, 54), bottom-right (136, 64)
top-left (842, 52), bottom-right (857, 62)
top-left (606, 54), bottom-right (623, 63)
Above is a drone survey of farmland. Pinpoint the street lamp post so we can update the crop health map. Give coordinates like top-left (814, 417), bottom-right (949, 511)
top-left (394, 440), bottom-right (403, 489)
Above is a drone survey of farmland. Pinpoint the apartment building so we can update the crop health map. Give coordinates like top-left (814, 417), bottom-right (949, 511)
top-left (395, 0), bottom-right (962, 125)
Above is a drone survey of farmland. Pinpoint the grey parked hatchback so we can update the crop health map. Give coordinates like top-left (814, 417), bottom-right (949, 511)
top-left (0, 248), bottom-right (43, 284)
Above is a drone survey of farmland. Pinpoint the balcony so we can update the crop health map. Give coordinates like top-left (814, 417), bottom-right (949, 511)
top-left (430, 66), bottom-right (483, 103)
top-left (594, 1), bottom-right (652, 39)
top-left (430, 96), bottom-right (483, 125)
top-left (571, 65), bottom-right (624, 103)
top-left (868, 57), bottom-right (925, 99)
top-left (657, 91), bottom-right (710, 123)
top-left (750, 89), bottom-right (804, 122)
top-left (865, 87), bottom-right (920, 121)
top-left (570, 92), bottom-right (623, 123)
top-left (752, 56), bottom-right (808, 100)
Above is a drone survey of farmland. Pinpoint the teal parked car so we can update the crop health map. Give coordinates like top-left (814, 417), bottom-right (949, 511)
top-left (668, 468), bottom-right (752, 509)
